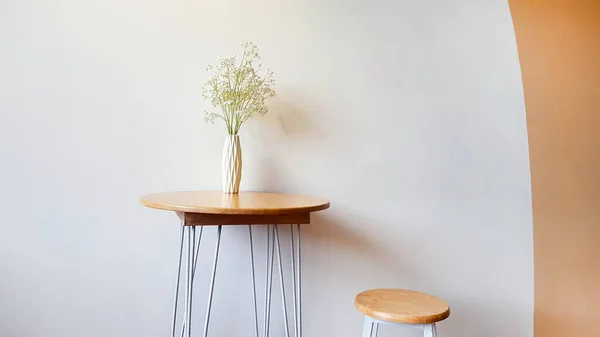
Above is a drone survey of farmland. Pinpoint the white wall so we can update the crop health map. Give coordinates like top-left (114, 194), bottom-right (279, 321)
top-left (0, 1), bottom-right (533, 336)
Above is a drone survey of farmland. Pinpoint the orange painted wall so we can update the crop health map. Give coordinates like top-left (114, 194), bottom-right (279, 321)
top-left (508, 1), bottom-right (600, 336)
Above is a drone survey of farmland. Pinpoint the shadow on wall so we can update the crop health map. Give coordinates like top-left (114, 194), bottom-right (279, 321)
top-left (212, 209), bottom-right (531, 337)
top-left (241, 96), bottom-right (532, 337)
top-left (248, 97), bottom-right (325, 141)
top-left (305, 212), bottom-right (420, 279)
top-left (274, 99), bottom-right (323, 140)
top-left (304, 212), bottom-right (531, 337)
top-left (246, 96), bottom-right (332, 192)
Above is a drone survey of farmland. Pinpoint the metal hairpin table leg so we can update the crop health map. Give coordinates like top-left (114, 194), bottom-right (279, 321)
top-left (179, 227), bottom-right (203, 337)
top-left (274, 225), bottom-right (291, 337)
top-left (296, 224), bottom-right (302, 337)
top-left (249, 225), bottom-right (259, 337)
top-left (169, 222), bottom-right (303, 337)
top-left (170, 224), bottom-right (219, 337)
top-left (170, 223), bottom-right (185, 337)
top-left (264, 225), bottom-right (275, 337)
top-left (202, 225), bottom-right (222, 337)
top-left (262, 224), bottom-right (302, 337)
top-left (141, 192), bottom-right (328, 337)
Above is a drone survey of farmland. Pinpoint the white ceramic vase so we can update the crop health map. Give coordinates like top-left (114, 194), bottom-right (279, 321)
top-left (222, 135), bottom-right (242, 194)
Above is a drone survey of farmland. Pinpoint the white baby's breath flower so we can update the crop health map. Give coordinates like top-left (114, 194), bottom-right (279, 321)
top-left (202, 42), bottom-right (276, 135)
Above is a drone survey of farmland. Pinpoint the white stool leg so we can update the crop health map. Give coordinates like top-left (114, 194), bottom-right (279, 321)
top-left (361, 317), bottom-right (374, 337)
top-left (423, 323), bottom-right (437, 337)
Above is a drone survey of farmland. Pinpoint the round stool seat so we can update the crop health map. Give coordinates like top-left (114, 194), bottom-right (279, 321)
top-left (355, 289), bottom-right (450, 324)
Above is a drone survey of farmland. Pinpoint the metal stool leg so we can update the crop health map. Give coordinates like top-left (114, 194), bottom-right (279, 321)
top-left (372, 322), bottom-right (379, 337)
top-left (361, 317), bottom-right (374, 337)
top-left (361, 318), bottom-right (438, 337)
top-left (423, 323), bottom-right (437, 337)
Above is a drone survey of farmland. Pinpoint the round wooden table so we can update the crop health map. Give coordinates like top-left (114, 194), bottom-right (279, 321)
top-left (140, 191), bottom-right (330, 337)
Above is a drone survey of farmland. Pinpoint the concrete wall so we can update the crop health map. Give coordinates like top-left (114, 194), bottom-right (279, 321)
top-left (0, 1), bottom-right (533, 337)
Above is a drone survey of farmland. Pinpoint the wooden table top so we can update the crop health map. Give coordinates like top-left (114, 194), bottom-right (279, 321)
top-left (140, 191), bottom-right (330, 215)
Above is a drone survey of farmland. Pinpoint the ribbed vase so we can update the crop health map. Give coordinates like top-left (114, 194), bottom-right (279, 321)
top-left (222, 135), bottom-right (242, 194)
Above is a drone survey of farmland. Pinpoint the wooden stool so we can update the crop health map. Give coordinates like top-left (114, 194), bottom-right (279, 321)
top-left (355, 289), bottom-right (450, 337)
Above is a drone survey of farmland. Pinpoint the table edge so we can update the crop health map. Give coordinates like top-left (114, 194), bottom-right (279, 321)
top-left (139, 194), bottom-right (330, 215)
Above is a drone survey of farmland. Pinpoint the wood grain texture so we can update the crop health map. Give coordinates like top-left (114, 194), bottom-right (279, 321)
top-left (355, 289), bottom-right (450, 324)
top-left (140, 191), bottom-right (330, 215)
top-left (176, 212), bottom-right (310, 226)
